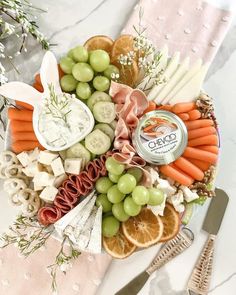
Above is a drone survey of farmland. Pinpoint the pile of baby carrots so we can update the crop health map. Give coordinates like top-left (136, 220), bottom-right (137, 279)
top-left (144, 101), bottom-right (218, 186)
top-left (8, 66), bottom-right (64, 154)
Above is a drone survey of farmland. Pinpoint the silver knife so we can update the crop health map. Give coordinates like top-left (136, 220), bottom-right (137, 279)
top-left (187, 188), bottom-right (229, 295)
top-left (115, 228), bottom-right (194, 295)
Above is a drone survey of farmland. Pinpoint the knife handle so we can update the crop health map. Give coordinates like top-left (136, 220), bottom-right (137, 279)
top-left (187, 234), bottom-right (216, 295)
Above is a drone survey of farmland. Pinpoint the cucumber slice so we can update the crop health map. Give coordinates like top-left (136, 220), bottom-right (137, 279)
top-left (85, 129), bottom-right (111, 155)
top-left (93, 101), bottom-right (116, 123)
top-left (110, 120), bottom-right (117, 130)
top-left (66, 142), bottom-right (91, 164)
top-left (87, 91), bottom-right (112, 110)
top-left (94, 123), bottom-right (115, 141)
top-left (182, 203), bottom-right (194, 225)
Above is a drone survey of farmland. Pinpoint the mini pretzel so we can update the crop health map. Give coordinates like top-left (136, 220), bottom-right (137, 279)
top-left (0, 165), bottom-right (7, 179)
top-left (0, 151), bottom-right (18, 166)
top-left (3, 178), bottom-right (27, 196)
top-left (19, 188), bottom-right (41, 217)
top-left (4, 164), bottom-right (23, 178)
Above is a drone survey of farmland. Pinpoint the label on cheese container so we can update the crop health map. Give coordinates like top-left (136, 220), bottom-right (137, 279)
top-left (133, 110), bottom-right (188, 165)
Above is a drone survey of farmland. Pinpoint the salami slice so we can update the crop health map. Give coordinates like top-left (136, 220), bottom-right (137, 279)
top-left (38, 206), bottom-right (62, 226)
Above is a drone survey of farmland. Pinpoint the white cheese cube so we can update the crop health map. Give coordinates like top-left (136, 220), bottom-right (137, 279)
top-left (54, 173), bottom-right (68, 188)
top-left (22, 161), bottom-right (43, 178)
top-left (38, 151), bottom-right (58, 165)
top-left (33, 171), bottom-right (55, 187)
top-left (64, 158), bottom-right (82, 175)
top-left (34, 183), bottom-right (44, 191)
top-left (39, 186), bottom-right (58, 203)
top-left (180, 186), bottom-right (199, 203)
top-left (17, 152), bottom-right (30, 167)
top-left (51, 157), bottom-right (65, 176)
top-left (28, 148), bottom-right (40, 162)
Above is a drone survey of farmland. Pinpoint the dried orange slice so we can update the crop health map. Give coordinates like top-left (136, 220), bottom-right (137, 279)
top-left (122, 208), bottom-right (164, 248)
top-left (84, 35), bottom-right (114, 54)
top-left (103, 228), bottom-right (136, 259)
top-left (111, 34), bottom-right (135, 63)
top-left (159, 203), bottom-right (180, 242)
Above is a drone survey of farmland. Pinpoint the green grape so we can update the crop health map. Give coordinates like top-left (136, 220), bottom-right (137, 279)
top-left (60, 74), bottom-right (77, 92)
top-left (96, 194), bottom-right (112, 213)
top-left (93, 76), bottom-right (110, 92)
top-left (59, 56), bottom-right (75, 74)
top-left (72, 63), bottom-right (94, 82)
top-left (72, 46), bottom-right (88, 62)
top-left (132, 186), bottom-right (150, 205)
top-left (117, 174), bottom-right (137, 194)
top-left (89, 49), bottom-right (110, 72)
top-left (102, 216), bottom-right (120, 237)
top-left (107, 185), bottom-right (125, 203)
top-left (147, 188), bottom-right (164, 206)
top-left (76, 82), bottom-right (91, 99)
top-left (95, 177), bottom-right (113, 194)
top-left (112, 202), bottom-right (130, 222)
top-left (105, 157), bottom-right (125, 175)
top-left (127, 167), bottom-right (143, 183)
top-left (124, 196), bottom-right (141, 216)
top-left (108, 172), bottom-right (122, 183)
top-left (103, 65), bottom-right (120, 79)
top-left (67, 48), bottom-right (74, 59)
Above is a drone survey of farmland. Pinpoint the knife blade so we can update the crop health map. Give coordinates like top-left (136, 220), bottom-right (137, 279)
top-left (187, 188), bottom-right (229, 295)
top-left (115, 228), bottom-right (194, 295)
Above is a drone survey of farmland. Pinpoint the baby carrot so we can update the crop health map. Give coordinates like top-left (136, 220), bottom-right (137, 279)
top-left (156, 105), bottom-right (173, 111)
top-left (8, 108), bottom-right (32, 122)
top-left (12, 141), bottom-right (44, 153)
top-left (188, 134), bottom-right (218, 147)
top-left (160, 164), bottom-right (194, 186)
top-left (185, 158), bottom-right (211, 171)
top-left (34, 73), bottom-right (41, 85)
top-left (58, 64), bottom-right (64, 79)
top-left (10, 121), bottom-right (34, 133)
top-left (11, 132), bottom-right (38, 142)
top-left (178, 113), bottom-right (190, 121)
top-left (172, 102), bottom-right (196, 114)
top-left (143, 101), bottom-right (157, 114)
top-left (188, 126), bottom-right (216, 140)
top-left (185, 119), bottom-right (214, 130)
top-left (197, 145), bottom-right (219, 154)
top-left (183, 147), bottom-right (217, 164)
top-left (33, 82), bottom-right (44, 92)
top-left (174, 157), bottom-right (204, 181)
top-left (188, 109), bottom-right (201, 120)
top-left (15, 101), bottom-right (33, 110)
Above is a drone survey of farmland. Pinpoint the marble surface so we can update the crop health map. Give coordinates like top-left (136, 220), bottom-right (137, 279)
top-left (1, 0), bottom-right (236, 294)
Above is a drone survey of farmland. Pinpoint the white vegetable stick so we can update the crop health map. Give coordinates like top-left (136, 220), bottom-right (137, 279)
top-left (147, 51), bottom-right (180, 101)
top-left (137, 45), bottom-right (168, 91)
top-left (167, 59), bottom-right (202, 102)
top-left (156, 57), bottom-right (190, 104)
top-left (170, 63), bottom-right (209, 104)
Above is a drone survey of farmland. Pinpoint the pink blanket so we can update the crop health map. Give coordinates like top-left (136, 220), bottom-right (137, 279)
top-left (122, 0), bottom-right (233, 63)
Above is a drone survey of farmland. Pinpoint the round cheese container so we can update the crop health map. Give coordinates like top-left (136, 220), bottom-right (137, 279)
top-left (132, 110), bottom-right (188, 165)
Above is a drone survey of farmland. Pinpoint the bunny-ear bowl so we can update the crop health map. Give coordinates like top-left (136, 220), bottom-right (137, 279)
top-left (0, 51), bottom-right (95, 152)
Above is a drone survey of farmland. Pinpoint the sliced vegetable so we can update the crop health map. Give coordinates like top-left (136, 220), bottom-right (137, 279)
top-left (93, 101), bottom-right (116, 123)
top-left (94, 123), bottom-right (115, 141)
top-left (66, 142), bottom-right (91, 163)
top-left (182, 203), bottom-right (194, 225)
top-left (87, 91), bottom-right (111, 110)
top-left (85, 129), bottom-right (111, 155)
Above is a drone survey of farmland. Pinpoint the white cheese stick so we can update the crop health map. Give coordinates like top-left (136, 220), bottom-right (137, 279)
top-left (169, 63), bottom-right (209, 104)
top-left (137, 45), bottom-right (168, 91)
top-left (147, 51), bottom-right (180, 101)
top-left (156, 57), bottom-right (190, 104)
top-left (39, 186), bottom-right (58, 203)
top-left (167, 59), bottom-right (202, 102)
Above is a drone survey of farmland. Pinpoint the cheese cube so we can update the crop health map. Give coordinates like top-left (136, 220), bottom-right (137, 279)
top-left (64, 158), bottom-right (82, 175)
top-left (38, 151), bottom-right (58, 165)
top-left (33, 171), bottom-right (55, 187)
top-left (39, 186), bottom-right (58, 203)
top-left (54, 173), bottom-right (68, 188)
top-left (22, 161), bottom-right (43, 178)
top-left (34, 183), bottom-right (44, 191)
top-left (51, 157), bottom-right (65, 177)
top-left (17, 152), bottom-right (31, 167)
top-left (28, 148), bottom-right (40, 162)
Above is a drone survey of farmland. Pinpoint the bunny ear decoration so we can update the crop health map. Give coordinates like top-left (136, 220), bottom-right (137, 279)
top-left (0, 82), bottom-right (41, 107)
top-left (40, 51), bottom-right (62, 95)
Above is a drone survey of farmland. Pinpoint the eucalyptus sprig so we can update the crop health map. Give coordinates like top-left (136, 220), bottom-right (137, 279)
top-left (0, 214), bottom-right (53, 256)
top-left (47, 235), bottom-right (81, 293)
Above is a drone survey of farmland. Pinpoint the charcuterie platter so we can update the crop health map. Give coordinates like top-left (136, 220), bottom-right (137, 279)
top-left (0, 29), bottom-right (218, 290)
